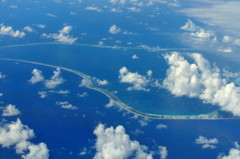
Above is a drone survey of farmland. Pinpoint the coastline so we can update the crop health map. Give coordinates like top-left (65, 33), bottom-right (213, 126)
top-left (0, 42), bottom-right (192, 51)
top-left (0, 57), bottom-right (232, 120)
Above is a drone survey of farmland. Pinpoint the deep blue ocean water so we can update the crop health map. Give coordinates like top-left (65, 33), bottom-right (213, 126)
top-left (0, 0), bottom-right (240, 158)
top-left (0, 44), bottom-right (220, 115)
top-left (0, 45), bottom-right (239, 159)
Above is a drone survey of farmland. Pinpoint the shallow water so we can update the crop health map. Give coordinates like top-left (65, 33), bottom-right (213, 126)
top-left (0, 44), bottom-right (220, 116)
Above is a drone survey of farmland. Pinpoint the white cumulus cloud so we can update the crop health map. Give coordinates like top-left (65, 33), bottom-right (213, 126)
top-left (38, 91), bottom-right (47, 99)
top-left (93, 123), bottom-right (154, 159)
top-left (28, 69), bottom-right (44, 84)
top-left (59, 26), bottom-right (72, 34)
top-left (109, 25), bottom-right (121, 34)
top-left (217, 142), bottom-right (240, 159)
top-left (180, 19), bottom-right (198, 32)
top-left (93, 77), bottom-right (109, 86)
top-left (56, 101), bottom-right (78, 110)
top-left (105, 99), bottom-right (115, 108)
top-left (0, 119), bottom-right (49, 159)
top-left (180, 19), bottom-right (217, 43)
top-left (0, 24), bottom-right (25, 38)
top-left (195, 136), bottom-right (218, 149)
top-left (119, 67), bottom-right (152, 91)
top-left (0, 119), bottom-right (34, 153)
top-left (42, 25), bottom-right (77, 44)
top-left (22, 143), bottom-right (49, 159)
top-left (2, 104), bottom-right (21, 116)
top-left (159, 146), bottom-right (168, 159)
top-left (163, 52), bottom-right (240, 116)
top-left (44, 67), bottom-right (65, 89)
top-left (23, 26), bottom-right (34, 32)
top-left (79, 78), bottom-right (91, 87)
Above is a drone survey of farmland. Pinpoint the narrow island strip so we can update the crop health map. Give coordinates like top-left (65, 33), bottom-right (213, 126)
top-left (0, 58), bottom-right (232, 120)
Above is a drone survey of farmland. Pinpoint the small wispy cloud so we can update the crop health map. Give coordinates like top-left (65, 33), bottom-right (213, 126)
top-left (46, 13), bottom-right (57, 17)
top-left (85, 6), bottom-right (102, 12)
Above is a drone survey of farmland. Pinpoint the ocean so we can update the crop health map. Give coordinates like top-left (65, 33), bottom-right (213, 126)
top-left (0, 44), bottom-right (239, 159)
